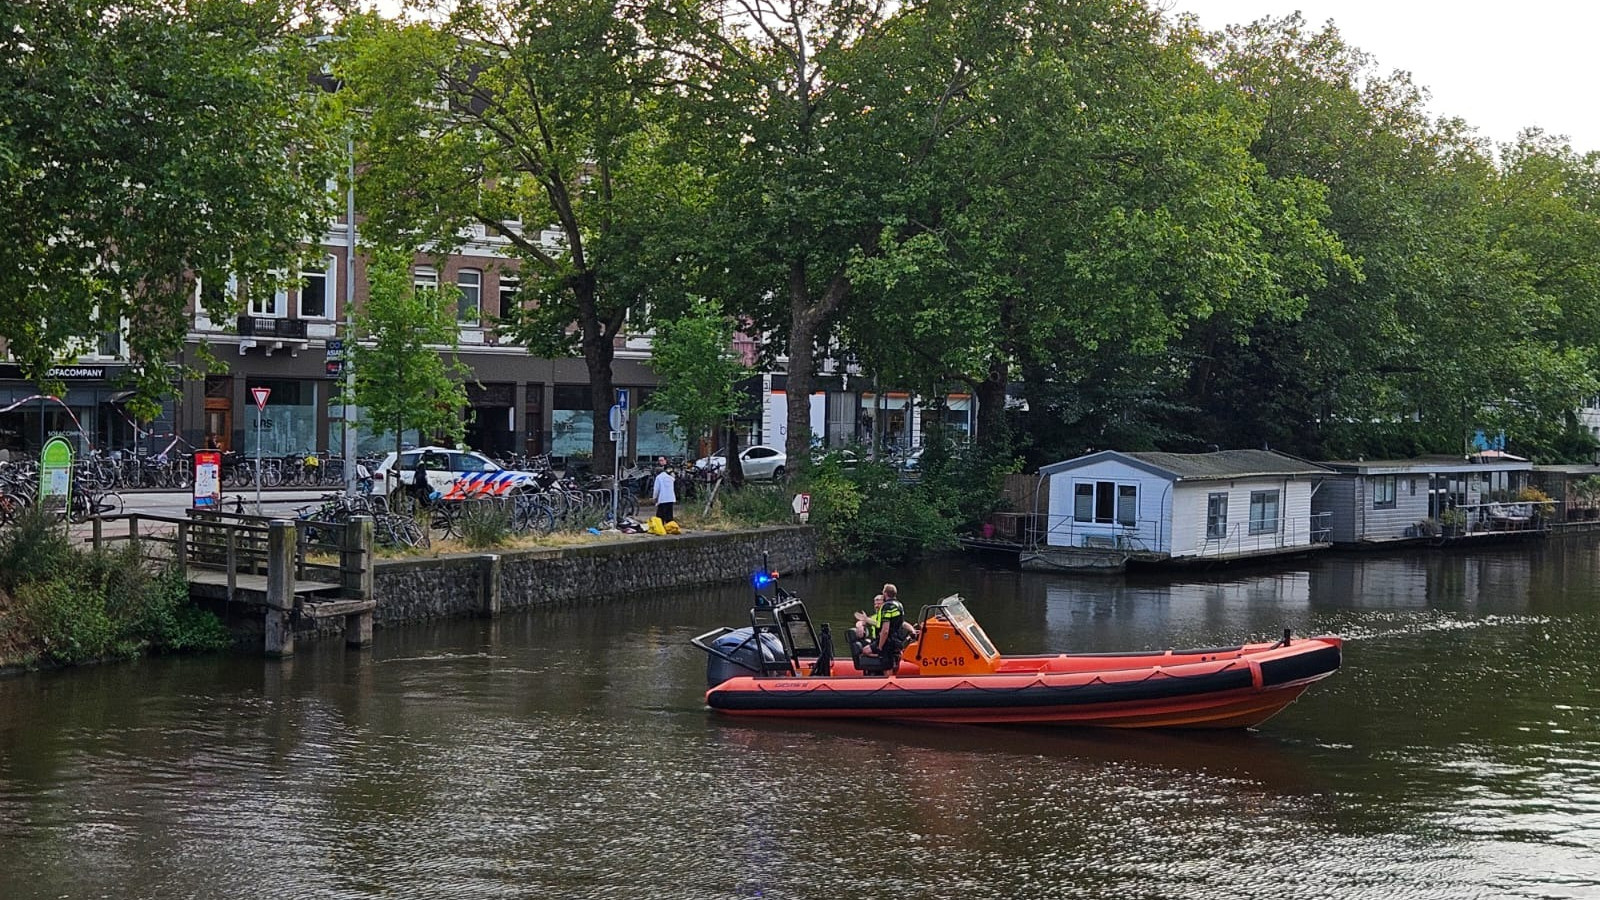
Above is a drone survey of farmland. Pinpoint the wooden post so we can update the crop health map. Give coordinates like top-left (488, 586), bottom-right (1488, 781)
top-left (264, 518), bottom-right (295, 658)
top-left (91, 516), bottom-right (103, 551)
top-left (480, 554), bottom-right (502, 617)
top-left (342, 515), bottom-right (375, 647)
top-left (175, 521), bottom-right (189, 580)
top-left (226, 528), bottom-right (237, 601)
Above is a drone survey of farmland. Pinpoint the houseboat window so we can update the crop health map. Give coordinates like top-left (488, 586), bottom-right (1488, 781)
top-left (1073, 484), bottom-right (1094, 522)
top-left (1249, 490), bottom-right (1280, 535)
top-left (1076, 481), bottom-right (1137, 524)
top-left (1373, 476), bottom-right (1398, 509)
top-left (1117, 485), bottom-right (1137, 526)
top-left (1207, 492), bottom-right (1228, 539)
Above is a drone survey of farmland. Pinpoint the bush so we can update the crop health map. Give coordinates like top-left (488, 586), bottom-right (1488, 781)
top-left (129, 570), bottom-right (231, 652)
top-left (0, 519), bottom-right (231, 666)
top-left (17, 577), bottom-right (117, 664)
top-left (0, 505), bottom-right (76, 594)
top-left (805, 460), bottom-right (957, 566)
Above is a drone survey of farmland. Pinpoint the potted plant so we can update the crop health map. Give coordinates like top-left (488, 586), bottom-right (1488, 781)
top-left (1439, 508), bottom-right (1467, 537)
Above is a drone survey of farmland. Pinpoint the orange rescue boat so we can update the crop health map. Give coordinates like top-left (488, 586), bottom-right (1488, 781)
top-left (691, 590), bottom-right (1341, 729)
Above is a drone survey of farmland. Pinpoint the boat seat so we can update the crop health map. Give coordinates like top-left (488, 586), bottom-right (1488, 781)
top-left (856, 652), bottom-right (899, 676)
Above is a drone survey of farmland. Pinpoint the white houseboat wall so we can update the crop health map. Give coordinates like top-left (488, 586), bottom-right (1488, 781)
top-left (1036, 450), bottom-right (1333, 568)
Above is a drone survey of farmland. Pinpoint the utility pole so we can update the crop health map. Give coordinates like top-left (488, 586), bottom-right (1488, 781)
top-left (343, 136), bottom-right (359, 494)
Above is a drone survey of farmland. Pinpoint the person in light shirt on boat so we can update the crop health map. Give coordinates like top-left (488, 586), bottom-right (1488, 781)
top-left (862, 597), bottom-right (917, 672)
top-left (850, 593), bottom-right (886, 659)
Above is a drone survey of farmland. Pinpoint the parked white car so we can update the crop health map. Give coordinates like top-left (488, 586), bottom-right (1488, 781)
top-left (371, 446), bottom-right (553, 498)
top-left (693, 445), bottom-right (788, 482)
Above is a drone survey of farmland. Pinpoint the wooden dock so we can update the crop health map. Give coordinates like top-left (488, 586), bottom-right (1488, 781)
top-left (90, 510), bottom-right (375, 657)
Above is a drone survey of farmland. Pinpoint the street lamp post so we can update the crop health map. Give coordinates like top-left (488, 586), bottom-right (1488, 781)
top-left (343, 135), bottom-right (358, 494)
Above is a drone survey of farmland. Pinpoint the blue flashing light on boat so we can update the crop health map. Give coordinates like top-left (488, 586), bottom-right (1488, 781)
top-left (751, 570), bottom-right (779, 589)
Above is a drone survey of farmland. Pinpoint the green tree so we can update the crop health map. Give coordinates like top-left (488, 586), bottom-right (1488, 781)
top-left (674, 0), bottom-right (1016, 466)
top-left (337, 1), bottom-right (690, 464)
top-left (645, 300), bottom-right (751, 460)
top-left (843, 3), bottom-right (1347, 464)
top-left (346, 249), bottom-right (471, 464)
top-left (1192, 14), bottom-right (1585, 460)
top-left (0, 0), bottom-right (338, 415)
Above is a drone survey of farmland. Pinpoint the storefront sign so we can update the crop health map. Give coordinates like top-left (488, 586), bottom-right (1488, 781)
top-left (39, 437), bottom-right (73, 508)
top-left (193, 451), bottom-right (222, 509)
top-left (0, 365), bottom-right (118, 381)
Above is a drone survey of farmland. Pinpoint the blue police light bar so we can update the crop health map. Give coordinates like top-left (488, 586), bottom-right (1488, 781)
top-left (751, 570), bottom-right (779, 589)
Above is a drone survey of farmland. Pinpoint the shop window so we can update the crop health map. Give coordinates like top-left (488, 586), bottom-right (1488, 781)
top-left (241, 379), bottom-right (316, 455)
top-left (552, 385), bottom-right (593, 458)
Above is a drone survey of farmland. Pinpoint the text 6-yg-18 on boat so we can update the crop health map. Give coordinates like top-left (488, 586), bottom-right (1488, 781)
top-left (689, 579), bottom-right (1341, 730)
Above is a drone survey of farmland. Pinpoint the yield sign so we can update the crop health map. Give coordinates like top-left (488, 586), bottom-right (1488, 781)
top-left (251, 387), bottom-right (271, 410)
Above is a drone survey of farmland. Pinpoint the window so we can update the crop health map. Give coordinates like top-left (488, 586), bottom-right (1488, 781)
top-left (300, 257), bottom-right (332, 318)
top-left (1117, 485), bottom-right (1138, 526)
top-left (1074, 481), bottom-right (1137, 525)
top-left (458, 269), bottom-right (481, 324)
top-left (1207, 492), bottom-right (1229, 539)
top-left (1372, 475), bottom-right (1398, 509)
top-left (1249, 490), bottom-right (1280, 535)
top-left (413, 266), bottom-right (438, 292)
top-left (499, 274), bottom-right (520, 313)
top-left (1073, 484), bottom-right (1094, 522)
top-left (250, 277), bottom-right (285, 317)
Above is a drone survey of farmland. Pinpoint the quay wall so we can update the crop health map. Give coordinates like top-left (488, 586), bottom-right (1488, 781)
top-left (371, 526), bottom-right (819, 626)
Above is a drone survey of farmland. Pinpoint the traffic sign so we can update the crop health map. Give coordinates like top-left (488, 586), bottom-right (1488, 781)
top-left (251, 387), bottom-right (271, 410)
top-left (791, 493), bottom-right (811, 514)
top-left (608, 403), bottom-right (625, 432)
top-left (615, 388), bottom-right (629, 411)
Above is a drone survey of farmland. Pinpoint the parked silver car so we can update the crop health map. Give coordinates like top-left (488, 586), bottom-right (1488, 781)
top-left (693, 445), bottom-right (788, 482)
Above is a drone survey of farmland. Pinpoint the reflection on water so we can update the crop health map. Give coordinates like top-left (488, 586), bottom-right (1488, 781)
top-left (1, 544), bottom-right (1598, 898)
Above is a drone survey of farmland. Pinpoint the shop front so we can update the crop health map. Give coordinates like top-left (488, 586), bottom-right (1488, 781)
top-left (0, 365), bottom-right (178, 457)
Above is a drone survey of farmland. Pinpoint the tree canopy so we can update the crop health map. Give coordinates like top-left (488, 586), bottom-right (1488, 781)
top-left (0, 0), bottom-right (338, 416)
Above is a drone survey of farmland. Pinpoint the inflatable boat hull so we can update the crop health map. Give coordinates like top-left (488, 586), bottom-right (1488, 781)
top-left (704, 638), bottom-right (1341, 729)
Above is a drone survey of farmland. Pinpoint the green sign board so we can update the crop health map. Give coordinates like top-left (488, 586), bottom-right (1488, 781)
top-left (39, 436), bottom-right (74, 506)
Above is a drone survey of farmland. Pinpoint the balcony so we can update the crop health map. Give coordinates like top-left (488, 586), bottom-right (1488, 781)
top-left (237, 316), bottom-right (308, 339)
top-left (236, 315), bottom-right (308, 356)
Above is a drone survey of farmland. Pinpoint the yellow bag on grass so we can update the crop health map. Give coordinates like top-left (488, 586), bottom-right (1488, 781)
top-left (646, 516), bottom-right (667, 535)
top-left (664, 521), bottom-right (681, 535)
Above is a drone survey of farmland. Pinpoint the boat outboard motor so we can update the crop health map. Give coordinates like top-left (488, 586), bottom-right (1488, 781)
top-left (705, 628), bottom-right (787, 688)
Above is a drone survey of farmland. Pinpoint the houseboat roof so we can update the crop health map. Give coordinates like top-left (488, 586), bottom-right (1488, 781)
top-left (1041, 449), bottom-right (1329, 482)
top-left (1319, 454), bottom-right (1533, 475)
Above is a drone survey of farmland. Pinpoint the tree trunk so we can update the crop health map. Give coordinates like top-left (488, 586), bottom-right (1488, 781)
top-left (785, 317), bottom-right (816, 465)
top-left (575, 277), bottom-right (617, 468)
top-left (726, 421), bottom-right (744, 488)
top-left (585, 339), bottom-right (617, 470)
top-left (975, 353), bottom-right (1008, 451)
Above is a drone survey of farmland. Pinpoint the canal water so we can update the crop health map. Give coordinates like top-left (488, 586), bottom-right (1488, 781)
top-left (1, 542), bottom-right (1597, 899)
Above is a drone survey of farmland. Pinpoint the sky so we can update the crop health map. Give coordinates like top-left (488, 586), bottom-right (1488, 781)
top-left (1167, 1), bottom-right (1600, 153)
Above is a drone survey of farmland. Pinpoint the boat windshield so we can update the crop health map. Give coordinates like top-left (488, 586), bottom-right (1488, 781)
top-left (929, 596), bottom-right (999, 660)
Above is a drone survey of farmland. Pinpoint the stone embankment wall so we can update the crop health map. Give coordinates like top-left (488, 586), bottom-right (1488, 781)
top-left (372, 526), bottom-right (818, 626)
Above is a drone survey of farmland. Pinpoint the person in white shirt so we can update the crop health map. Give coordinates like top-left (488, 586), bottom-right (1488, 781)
top-left (651, 456), bottom-right (677, 524)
